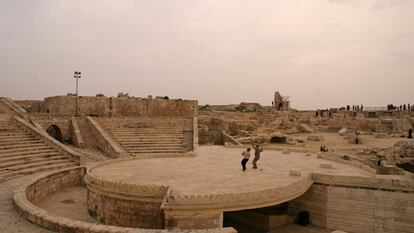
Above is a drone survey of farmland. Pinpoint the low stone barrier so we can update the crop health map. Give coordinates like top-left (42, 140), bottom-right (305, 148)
top-left (0, 97), bottom-right (28, 119)
top-left (86, 116), bottom-right (127, 158)
top-left (71, 117), bottom-right (84, 148)
top-left (13, 166), bottom-right (236, 233)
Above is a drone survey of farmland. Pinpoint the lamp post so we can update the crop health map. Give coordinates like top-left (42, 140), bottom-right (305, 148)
top-left (74, 71), bottom-right (81, 116)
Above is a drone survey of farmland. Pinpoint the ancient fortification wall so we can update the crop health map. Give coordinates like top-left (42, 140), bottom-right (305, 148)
top-left (42, 96), bottom-right (197, 117)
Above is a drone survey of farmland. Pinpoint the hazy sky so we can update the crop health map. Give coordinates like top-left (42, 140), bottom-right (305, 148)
top-left (0, 0), bottom-right (413, 109)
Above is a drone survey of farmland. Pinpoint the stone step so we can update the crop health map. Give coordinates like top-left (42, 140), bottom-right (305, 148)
top-left (0, 144), bottom-right (50, 152)
top-left (0, 159), bottom-right (72, 174)
top-left (103, 123), bottom-right (185, 127)
top-left (108, 130), bottom-right (185, 135)
top-left (0, 138), bottom-right (42, 146)
top-left (0, 155), bottom-right (68, 168)
top-left (0, 134), bottom-right (37, 142)
top-left (0, 162), bottom-right (76, 183)
top-left (120, 141), bottom-right (183, 146)
top-left (122, 144), bottom-right (183, 148)
top-left (112, 135), bottom-right (185, 140)
top-left (114, 136), bottom-right (184, 140)
top-left (118, 141), bottom-right (183, 145)
top-left (104, 123), bottom-right (185, 126)
top-left (0, 134), bottom-right (36, 140)
top-left (124, 146), bottom-right (183, 152)
top-left (0, 149), bottom-right (58, 159)
top-left (105, 124), bottom-right (185, 128)
top-left (109, 129), bottom-right (185, 133)
top-left (0, 128), bottom-right (22, 133)
top-left (130, 152), bottom-right (184, 158)
top-left (127, 149), bottom-right (183, 153)
top-left (0, 132), bottom-right (30, 137)
top-left (100, 120), bottom-right (185, 124)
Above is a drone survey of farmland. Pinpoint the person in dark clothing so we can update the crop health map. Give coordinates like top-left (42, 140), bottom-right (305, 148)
top-left (252, 143), bottom-right (263, 169)
top-left (409, 129), bottom-right (413, 139)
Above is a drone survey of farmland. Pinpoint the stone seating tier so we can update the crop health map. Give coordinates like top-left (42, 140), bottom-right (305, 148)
top-left (98, 117), bottom-right (188, 156)
top-left (0, 117), bottom-right (77, 183)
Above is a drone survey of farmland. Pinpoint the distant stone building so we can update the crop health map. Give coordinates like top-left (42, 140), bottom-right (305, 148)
top-left (274, 91), bottom-right (289, 111)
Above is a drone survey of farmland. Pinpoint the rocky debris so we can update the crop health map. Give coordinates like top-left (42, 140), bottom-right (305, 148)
top-left (338, 128), bottom-right (348, 136)
top-left (307, 135), bottom-right (324, 141)
top-left (299, 124), bottom-right (314, 133)
top-left (392, 140), bottom-right (414, 158)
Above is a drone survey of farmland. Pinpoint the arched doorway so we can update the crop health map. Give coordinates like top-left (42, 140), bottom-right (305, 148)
top-left (46, 124), bottom-right (63, 142)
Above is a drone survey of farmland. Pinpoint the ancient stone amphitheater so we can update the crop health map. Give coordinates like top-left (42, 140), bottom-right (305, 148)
top-left (0, 95), bottom-right (413, 233)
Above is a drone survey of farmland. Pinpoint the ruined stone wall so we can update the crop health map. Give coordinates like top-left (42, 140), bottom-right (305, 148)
top-left (44, 96), bottom-right (110, 116)
top-left (199, 128), bottom-right (224, 145)
top-left (111, 97), bottom-right (147, 116)
top-left (288, 175), bottom-right (414, 233)
top-left (43, 96), bottom-right (197, 117)
top-left (148, 99), bottom-right (197, 117)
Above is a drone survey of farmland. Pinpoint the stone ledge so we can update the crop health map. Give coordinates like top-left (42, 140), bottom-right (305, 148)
top-left (312, 172), bottom-right (414, 192)
top-left (13, 166), bottom-right (236, 233)
top-left (317, 152), bottom-right (377, 174)
top-left (86, 116), bottom-right (127, 158)
top-left (162, 175), bottom-right (313, 212)
top-left (71, 117), bottom-right (84, 148)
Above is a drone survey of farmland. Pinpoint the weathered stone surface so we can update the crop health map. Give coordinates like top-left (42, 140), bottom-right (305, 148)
top-left (307, 135), bottom-right (325, 141)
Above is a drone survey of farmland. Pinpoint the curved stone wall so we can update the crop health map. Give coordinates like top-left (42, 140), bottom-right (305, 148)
top-left (163, 175), bottom-right (313, 211)
top-left (85, 164), bottom-right (169, 228)
top-left (85, 158), bottom-right (315, 230)
top-left (13, 166), bottom-right (236, 233)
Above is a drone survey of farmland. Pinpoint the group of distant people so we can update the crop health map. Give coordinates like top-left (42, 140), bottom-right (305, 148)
top-left (387, 104), bottom-right (413, 111)
top-left (346, 105), bottom-right (363, 111)
top-left (315, 110), bottom-right (333, 118)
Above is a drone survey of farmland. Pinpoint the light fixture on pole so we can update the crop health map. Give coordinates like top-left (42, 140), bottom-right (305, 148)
top-left (74, 71), bottom-right (81, 116)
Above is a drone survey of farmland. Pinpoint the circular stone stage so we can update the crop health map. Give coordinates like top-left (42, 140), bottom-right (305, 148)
top-left (85, 146), bottom-right (373, 230)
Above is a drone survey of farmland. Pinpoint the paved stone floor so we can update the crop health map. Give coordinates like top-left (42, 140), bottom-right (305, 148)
top-left (93, 146), bottom-right (373, 196)
top-left (0, 175), bottom-right (52, 233)
top-left (36, 186), bottom-right (99, 224)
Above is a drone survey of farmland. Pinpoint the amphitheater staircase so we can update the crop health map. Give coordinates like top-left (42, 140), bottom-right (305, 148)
top-left (98, 117), bottom-right (187, 157)
top-left (0, 115), bottom-right (78, 182)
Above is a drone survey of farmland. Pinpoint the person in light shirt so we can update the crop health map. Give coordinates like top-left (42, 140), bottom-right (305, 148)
top-left (241, 148), bottom-right (251, 171)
